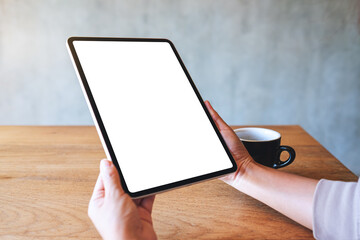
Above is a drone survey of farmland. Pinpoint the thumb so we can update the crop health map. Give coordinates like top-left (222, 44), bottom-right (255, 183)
top-left (204, 100), bottom-right (231, 131)
top-left (100, 159), bottom-right (124, 196)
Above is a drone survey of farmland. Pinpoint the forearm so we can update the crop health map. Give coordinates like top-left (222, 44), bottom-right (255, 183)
top-left (233, 162), bottom-right (318, 229)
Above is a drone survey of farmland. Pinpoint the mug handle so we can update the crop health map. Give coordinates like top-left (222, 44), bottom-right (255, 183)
top-left (273, 146), bottom-right (296, 169)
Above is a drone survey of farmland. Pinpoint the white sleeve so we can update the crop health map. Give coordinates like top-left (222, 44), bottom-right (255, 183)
top-left (313, 178), bottom-right (360, 240)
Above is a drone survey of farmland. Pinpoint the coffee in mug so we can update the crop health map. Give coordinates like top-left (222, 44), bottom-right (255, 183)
top-left (234, 127), bottom-right (295, 168)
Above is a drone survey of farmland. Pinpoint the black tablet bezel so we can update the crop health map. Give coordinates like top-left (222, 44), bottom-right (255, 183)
top-left (67, 37), bottom-right (237, 198)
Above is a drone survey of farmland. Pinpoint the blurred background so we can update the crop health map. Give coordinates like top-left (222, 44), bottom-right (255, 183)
top-left (1, 0), bottom-right (359, 175)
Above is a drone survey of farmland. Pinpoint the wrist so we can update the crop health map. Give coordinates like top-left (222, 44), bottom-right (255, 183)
top-left (229, 159), bottom-right (262, 193)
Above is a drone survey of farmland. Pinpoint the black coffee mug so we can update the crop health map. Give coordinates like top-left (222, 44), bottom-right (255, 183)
top-left (234, 128), bottom-right (295, 169)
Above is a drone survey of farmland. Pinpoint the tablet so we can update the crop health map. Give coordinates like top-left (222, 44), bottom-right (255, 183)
top-left (67, 37), bottom-right (237, 198)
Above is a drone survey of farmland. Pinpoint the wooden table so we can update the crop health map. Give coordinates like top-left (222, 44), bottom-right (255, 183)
top-left (0, 126), bottom-right (356, 239)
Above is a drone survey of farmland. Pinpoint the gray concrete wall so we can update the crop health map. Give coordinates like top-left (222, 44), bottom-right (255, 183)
top-left (1, 0), bottom-right (360, 175)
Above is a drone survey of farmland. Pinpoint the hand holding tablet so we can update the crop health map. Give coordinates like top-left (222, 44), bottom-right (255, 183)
top-left (67, 37), bottom-right (237, 198)
top-left (88, 101), bottom-right (249, 240)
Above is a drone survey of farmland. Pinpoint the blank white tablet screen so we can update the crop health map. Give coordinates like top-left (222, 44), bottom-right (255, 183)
top-left (73, 40), bottom-right (233, 193)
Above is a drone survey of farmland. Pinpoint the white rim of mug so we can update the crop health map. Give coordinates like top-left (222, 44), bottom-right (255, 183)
top-left (233, 127), bottom-right (281, 142)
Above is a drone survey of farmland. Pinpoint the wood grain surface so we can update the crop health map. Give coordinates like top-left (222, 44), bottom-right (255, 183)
top-left (0, 126), bottom-right (357, 239)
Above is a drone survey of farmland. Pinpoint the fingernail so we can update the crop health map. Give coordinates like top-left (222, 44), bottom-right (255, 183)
top-left (101, 159), bottom-right (111, 168)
